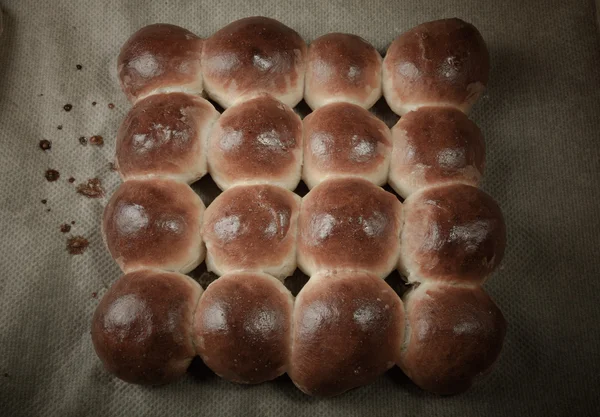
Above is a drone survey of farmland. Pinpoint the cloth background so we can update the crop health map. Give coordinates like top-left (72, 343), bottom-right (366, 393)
top-left (0, 0), bottom-right (599, 416)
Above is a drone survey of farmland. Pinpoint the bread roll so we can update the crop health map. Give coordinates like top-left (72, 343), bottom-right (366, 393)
top-left (289, 271), bottom-right (404, 396)
top-left (399, 184), bottom-right (505, 284)
top-left (399, 282), bottom-right (506, 395)
top-left (382, 18), bottom-right (489, 115)
top-left (297, 178), bottom-right (402, 278)
top-left (102, 179), bottom-right (205, 273)
top-left (118, 24), bottom-right (204, 103)
top-left (194, 272), bottom-right (294, 384)
top-left (116, 93), bottom-right (219, 184)
top-left (91, 269), bottom-right (202, 385)
top-left (207, 94), bottom-right (302, 191)
top-left (202, 184), bottom-right (300, 279)
top-left (201, 16), bottom-right (307, 108)
top-left (302, 102), bottom-right (391, 189)
top-left (304, 33), bottom-right (382, 110)
top-left (389, 106), bottom-right (485, 198)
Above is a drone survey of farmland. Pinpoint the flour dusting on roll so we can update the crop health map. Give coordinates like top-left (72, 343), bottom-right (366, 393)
top-left (116, 93), bottom-right (219, 184)
top-left (383, 18), bottom-right (489, 115)
top-left (207, 94), bottom-right (302, 191)
top-left (202, 16), bottom-right (307, 108)
top-left (305, 33), bottom-right (382, 110)
top-left (118, 24), bottom-right (204, 103)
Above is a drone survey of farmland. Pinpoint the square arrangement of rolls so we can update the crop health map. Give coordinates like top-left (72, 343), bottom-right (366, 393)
top-left (93, 16), bottom-right (507, 397)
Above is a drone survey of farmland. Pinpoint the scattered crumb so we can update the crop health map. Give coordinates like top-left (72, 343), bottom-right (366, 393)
top-left (45, 169), bottom-right (60, 182)
top-left (57, 125), bottom-right (63, 130)
top-left (108, 103), bottom-right (115, 109)
top-left (39, 140), bottom-right (52, 151)
top-left (67, 236), bottom-right (89, 255)
top-left (89, 135), bottom-right (104, 146)
top-left (63, 104), bottom-right (73, 112)
top-left (92, 292), bottom-right (98, 299)
top-left (108, 162), bottom-right (118, 172)
top-left (46, 208), bottom-right (51, 212)
top-left (4, 373), bottom-right (8, 378)
top-left (60, 224), bottom-right (71, 233)
top-left (92, 101), bottom-right (97, 106)
top-left (76, 64), bottom-right (82, 70)
top-left (41, 199), bottom-right (47, 204)
top-left (71, 221), bottom-right (76, 225)
top-left (79, 136), bottom-right (87, 146)
top-left (38, 93), bottom-right (44, 97)
top-left (68, 177), bottom-right (75, 183)
top-left (76, 178), bottom-right (105, 198)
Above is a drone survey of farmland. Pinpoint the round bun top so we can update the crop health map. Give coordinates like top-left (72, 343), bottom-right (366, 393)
top-left (118, 24), bottom-right (204, 102)
top-left (116, 93), bottom-right (219, 184)
top-left (302, 102), bottom-right (392, 189)
top-left (202, 16), bottom-right (307, 108)
top-left (290, 270), bottom-right (404, 396)
top-left (207, 94), bottom-right (302, 191)
top-left (400, 283), bottom-right (506, 395)
top-left (304, 33), bottom-right (382, 110)
top-left (91, 269), bottom-right (202, 385)
top-left (297, 177), bottom-right (402, 278)
top-left (383, 18), bottom-right (489, 115)
top-left (389, 106), bottom-right (485, 198)
top-left (194, 271), bottom-right (293, 384)
top-left (399, 184), bottom-right (505, 284)
top-left (202, 184), bottom-right (301, 279)
top-left (102, 179), bottom-right (205, 274)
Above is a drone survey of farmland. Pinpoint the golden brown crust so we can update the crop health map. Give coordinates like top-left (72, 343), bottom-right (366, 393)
top-left (305, 33), bottom-right (382, 109)
top-left (383, 18), bottom-right (489, 115)
top-left (193, 272), bottom-right (293, 383)
top-left (400, 283), bottom-right (506, 395)
top-left (118, 24), bottom-right (203, 102)
top-left (289, 271), bottom-right (404, 396)
top-left (389, 106), bottom-right (485, 197)
top-left (297, 178), bottom-right (402, 278)
top-left (201, 17), bottom-right (307, 108)
top-left (302, 102), bottom-right (391, 188)
top-left (202, 184), bottom-right (300, 279)
top-left (116, 93), bottom-right (219, 183)
top-left (399, 184), bottom-right (505, 283)
top-left (207, 94), bottom-right (302, 190)
top-left (91, 269), bottom-right (202, 385)
top-left (102, 179), bottom-right (205, 273)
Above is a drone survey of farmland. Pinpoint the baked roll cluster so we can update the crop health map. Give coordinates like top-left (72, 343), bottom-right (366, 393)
top-left (93, 16), bottom-right (507, 397)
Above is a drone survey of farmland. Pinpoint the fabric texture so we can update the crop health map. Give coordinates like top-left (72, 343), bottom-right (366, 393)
top-left (0, 0), bottom-right (599, 416)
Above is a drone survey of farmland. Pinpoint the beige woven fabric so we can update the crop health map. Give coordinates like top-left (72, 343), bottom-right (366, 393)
top-left (0, 0), bottom-right (599, 416)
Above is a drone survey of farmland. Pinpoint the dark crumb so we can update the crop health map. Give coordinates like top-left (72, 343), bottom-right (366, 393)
top-left (89, 135), bottom-right (104, 146)
top-left (108, 162), bottom-right (118, 172)
top-left (76, 178), bottom-right (105, 198)
top-left (63, 104), bottom-right (73, 112)
top-left (57, 125), bottom-right (63, 130)
top-left (4, 373), bottom-right (8, 377)
top-left (39, 139), bottom-right (52, 151)
top-left (92, 101), bottom-right (97, 106)
top-left (71, 221), bottom-right (76, 225)
top-left (45, 169), bottom-right (60, 182)
top-left (41, 199), bottom-right (47, 204)
top-left (108, 103), bottom-right (115, 109)
top-left (68, 177), bottom-right (75, 183)
top-left (78, 136), bottom-right (87, 146)
top-left (46, 208), bottom-right (51, 212)
top-left (92, 292), bottom-right (97, 299)
top-left (67, 236), bottom-right (89, 255)
top-left (76, 64), bottom-right (82, 70)
top-left (60, 224), bottom-right (71, 233)
top-left (38, 93), bottom-right (44, 97)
